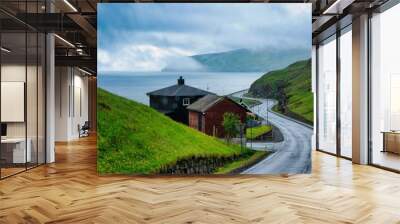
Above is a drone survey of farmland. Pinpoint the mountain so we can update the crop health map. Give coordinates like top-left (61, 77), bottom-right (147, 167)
top-left (97, 88), bottom-right (253, 174)
top-left (162, 48), bottom-right (310, 72)
top-left (247, 59), bottom-right (313, 124)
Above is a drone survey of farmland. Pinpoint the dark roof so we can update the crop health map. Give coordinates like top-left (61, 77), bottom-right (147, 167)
top-left (147, 76), bottom-right (214, 97)
top-left (186, 94), bottom-right (221, 112)
top-left (187, 94), bottom-right (251, 113)
top-left (147, 84), bottom-right (213, 97)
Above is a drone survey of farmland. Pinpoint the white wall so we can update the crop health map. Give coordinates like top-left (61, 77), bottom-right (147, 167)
top-left (55, 67), bottom-right (89, 141)
top-left (55, 66), bottom-right (70, 141)
top-left (1, 65), bottom-right (42, 137)
top-left (1, 65), bottom-right (26, 140)
top-left (1, 63), bottom-right (46, 164)
top-left (72, 72), bottom-right (89, 138)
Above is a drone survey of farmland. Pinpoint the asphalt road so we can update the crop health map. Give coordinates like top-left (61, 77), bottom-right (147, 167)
top-left (233, 90), bottom-right (313, 174)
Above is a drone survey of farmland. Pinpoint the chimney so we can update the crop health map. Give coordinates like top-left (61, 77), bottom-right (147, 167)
top-left (177, 76), bottom-right (185, 85)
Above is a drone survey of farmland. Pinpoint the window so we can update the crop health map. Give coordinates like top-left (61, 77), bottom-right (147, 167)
top-left (0, 3), bottom-right (47, 179)
top-left (370, 4), bottom-right (400, 171)
top-left (317, 35), bottom-right (337, 155)
top-left (183, 98), bottom-right (190, 106)
top-left (339, 27), bottom-right (352, 158)
top-left (316, 26), bottom-right (353, 158)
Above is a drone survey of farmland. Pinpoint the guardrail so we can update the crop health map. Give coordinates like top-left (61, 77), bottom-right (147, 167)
top-left (268, 109), bottom-right (314, 130)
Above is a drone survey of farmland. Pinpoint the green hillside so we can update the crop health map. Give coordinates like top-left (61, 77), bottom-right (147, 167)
top-left (97, 88), bottom-right (254, 174)
top-left (247, 59), bottom-right (313, 124)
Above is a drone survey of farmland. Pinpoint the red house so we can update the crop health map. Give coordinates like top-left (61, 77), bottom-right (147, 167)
top-left (187, 94), bottom-right (250, 138)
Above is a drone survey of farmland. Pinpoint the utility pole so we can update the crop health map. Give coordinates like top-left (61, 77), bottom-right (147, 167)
top-left (250, 124), bottom-right (253, 149)
top-left (240, 124), bottom-right (243, 150)
top-left (266, 100), bottom-right (269, 125)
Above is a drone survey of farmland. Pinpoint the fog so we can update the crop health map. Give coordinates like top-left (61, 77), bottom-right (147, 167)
top-left (162, 56), bottom-right (207, 72)
top-left (98, 3), bottom-right (311, 72)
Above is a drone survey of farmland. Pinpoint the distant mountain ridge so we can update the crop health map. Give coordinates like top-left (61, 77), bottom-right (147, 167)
top-left (162, 48), bottom-right (310, 72)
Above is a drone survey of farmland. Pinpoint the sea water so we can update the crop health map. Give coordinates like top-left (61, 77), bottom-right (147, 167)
top-left (98, 71), bottom-right (263, 105)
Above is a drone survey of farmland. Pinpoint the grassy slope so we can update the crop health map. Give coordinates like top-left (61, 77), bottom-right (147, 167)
top-left (246, 125), bottom-right (272, 140)
top-left (97, 88), bottom-right (252, 174)
top-left (248, 59), bottom-right (313, 124)
top-left (214, 151), bottom-right (268, 174)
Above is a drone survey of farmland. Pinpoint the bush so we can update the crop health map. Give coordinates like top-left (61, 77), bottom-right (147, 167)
top-left (222, 112), bottom-right (241, 143)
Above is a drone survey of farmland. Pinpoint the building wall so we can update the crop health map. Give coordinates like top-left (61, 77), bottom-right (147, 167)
top-left (150, 95), bottom-right (205, 124)
top-left (204, 99), bottom-right (247, 138)
top-left (188, 111), bottom-right (200, 130)
top-left (88, 77), bottom-right (97, 132)
top-left (149, 95), bottom-right (178, 111)
top-left (55, 67), bottom-right (69, 141)
top-left (55, 67), bottom-right (89, 141)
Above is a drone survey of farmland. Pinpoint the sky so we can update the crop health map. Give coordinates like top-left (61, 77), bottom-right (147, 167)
top-left (98, 3), bottom-right (311, 73)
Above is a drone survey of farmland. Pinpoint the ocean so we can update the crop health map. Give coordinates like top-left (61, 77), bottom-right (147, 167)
top-left (98, 71), bottom-right (263, 105)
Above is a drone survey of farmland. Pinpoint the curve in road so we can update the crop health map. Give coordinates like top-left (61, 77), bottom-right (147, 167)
top-left (233, 90), bottom-right (313, 174)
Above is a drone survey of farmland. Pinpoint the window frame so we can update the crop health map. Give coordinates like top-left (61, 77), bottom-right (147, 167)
top-left (182, 98), bottom-right (190, 106)
top-left (315, 23), bottom-right (353, 160)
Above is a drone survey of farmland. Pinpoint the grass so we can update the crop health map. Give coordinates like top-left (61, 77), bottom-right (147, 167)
top-left (246, 125), bottom-right (272, 140)
top-left (97, 88), bottom-right (255, 175)
top-left (214, 151), bottom-right (269, 174)
top-left (230, 96), bottom-right (262, 108)
top-left (247, 59), bottom-right (313, 124)
top-left (272, 104), bottom-right (312, 126)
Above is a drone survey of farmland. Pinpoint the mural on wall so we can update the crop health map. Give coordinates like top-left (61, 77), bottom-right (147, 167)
top-left (97, 3), bottom-right (313, 175)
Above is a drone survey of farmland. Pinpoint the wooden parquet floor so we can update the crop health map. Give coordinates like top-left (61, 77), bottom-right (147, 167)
top-left (1, 135), bottom-right (400, 224)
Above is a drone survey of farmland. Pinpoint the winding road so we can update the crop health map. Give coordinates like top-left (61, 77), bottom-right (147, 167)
top-left (232, 90), bottom-right (313, 174)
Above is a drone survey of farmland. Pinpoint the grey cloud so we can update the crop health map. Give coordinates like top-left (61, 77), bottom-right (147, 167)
top-left (98, 3), bottom-right (311, 72)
